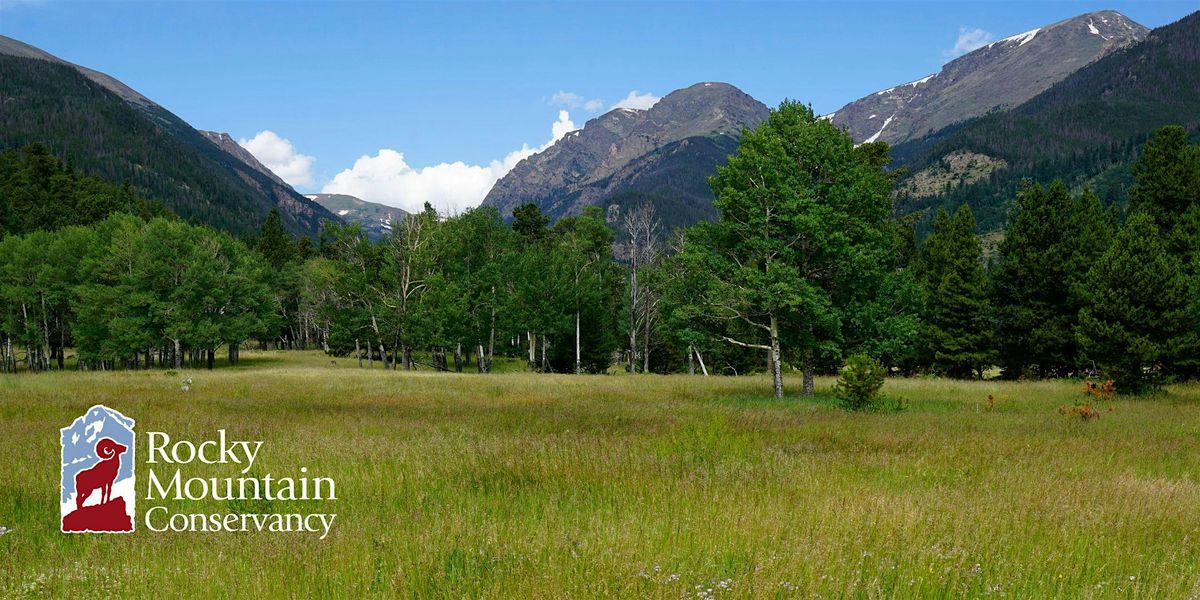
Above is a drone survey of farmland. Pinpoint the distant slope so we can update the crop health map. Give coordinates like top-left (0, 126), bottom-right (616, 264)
top-left (482, 82), bottom-right (768, 227)
top-left (829, 11), bottom-right (1147, 146)
top-left (306, 194), bottom-right (409, 241)
top-left (594, 135), bottom-right (742, 233)
top-left (0, 36), bottom-right (339, 237)
top-left (891, 11), bottom-right (1200, 233)
top-left (200, 131), bottom-right (290, 189)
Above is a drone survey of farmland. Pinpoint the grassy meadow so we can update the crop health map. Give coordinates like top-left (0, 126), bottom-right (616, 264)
top-left (2, 350), bottom-right (1200, 597)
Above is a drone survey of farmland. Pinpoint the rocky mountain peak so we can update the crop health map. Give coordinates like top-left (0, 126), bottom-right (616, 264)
top-left (828, 11), bottom-right (1148, 145)
top-left (482, 82), bottom-right (768, 222)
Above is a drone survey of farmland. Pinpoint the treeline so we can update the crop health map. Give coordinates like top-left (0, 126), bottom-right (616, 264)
top-left (0, 214), bottom-right (274, 372)
top-left (915, 126), bottom-right (1200, 390)
top-left (2, 106), bottom-right (1198, 397)
top-left (287, 202), bottom-right (624, 373)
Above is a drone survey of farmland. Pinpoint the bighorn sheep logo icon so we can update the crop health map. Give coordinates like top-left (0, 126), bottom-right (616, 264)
top-left (61, 405), bottom-right (136, 533)
top-left (74, 438), bottom-right (127, 511)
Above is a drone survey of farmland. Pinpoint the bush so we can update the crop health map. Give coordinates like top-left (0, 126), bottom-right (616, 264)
top-left (833, 353), bottom-right (887, 411)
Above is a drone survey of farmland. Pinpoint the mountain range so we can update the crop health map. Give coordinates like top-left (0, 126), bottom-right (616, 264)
top-left (0, 35), bottom-right (338, 237)
top-left (3, 8), bottom-right (1196, 242)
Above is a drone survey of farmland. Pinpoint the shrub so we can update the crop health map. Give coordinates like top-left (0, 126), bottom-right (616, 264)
top-left (833, 353), bottom-right (886, 411)
top-left (1082, 379), bottom-right (1116, 401)
top-left (1059, 402), bottom-right (1102, 421)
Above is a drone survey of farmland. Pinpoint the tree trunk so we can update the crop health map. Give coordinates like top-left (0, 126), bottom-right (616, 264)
top-left (688, 344), bottom-right (695, 375)
top-left (378, 340), bottom-right (391, 370)
top-left (356, 339), bottom-right (362, 368)
top-left (541, 335), bottom-right (549, 373)
top-left (802, 347), bottom-right (815, 397)
top-left (527, 331), bottom-right (536, 372)
top-left (575, 311), bottom-right (581, 374)
top-left (402, 346), bottom-right (412, 370)
top-left (769, 314), bottom-right (784, 399)
top-left (454, 344), bottom-right (463, 372)
top-left (487, 295), bottom-right (496, 373)
top-left (642, 323), bottom-right (650, 374)
top-left (628, 267), bottom-right (638, 374)
top-left (696, 349), bottom-right (709, 376)
top-left (206, 348), bottom-right (215, 370)
top-left (40, 294), bottom-right (51, 371)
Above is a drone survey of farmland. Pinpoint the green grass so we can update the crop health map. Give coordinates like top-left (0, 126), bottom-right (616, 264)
top-left (2, 350), bottom-right (1200, 597)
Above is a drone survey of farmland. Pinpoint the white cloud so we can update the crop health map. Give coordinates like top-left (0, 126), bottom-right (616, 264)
top-left (238, 130), bottom-right (315, 187)
top-left (322, 110), bottom-right (577, 215)
top-left (946, 27), bottom-right (995, 59)
top-left (611, 90), bottom-right (660, 111)
top-left (550, 90), bottom-right (604, 112)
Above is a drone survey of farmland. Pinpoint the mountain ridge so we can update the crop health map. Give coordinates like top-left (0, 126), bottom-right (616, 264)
top-left (481, 82), bottom-right (768, 224)
top-left (306, 193), bottom-right (410, 241)
top-left (828, 11), bottom-right (1148, 146)
top-left (0, 35), bottom-right (339, 237)
top-left (890, 10), bottom-right (1200, 233)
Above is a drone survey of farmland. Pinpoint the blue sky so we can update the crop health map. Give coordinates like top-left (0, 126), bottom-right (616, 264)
top-left (1, 0), bottom-right (1194, 212)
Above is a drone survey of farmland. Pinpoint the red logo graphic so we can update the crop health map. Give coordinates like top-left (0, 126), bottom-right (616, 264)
top-left (61, 406), bottom-right (136, 533)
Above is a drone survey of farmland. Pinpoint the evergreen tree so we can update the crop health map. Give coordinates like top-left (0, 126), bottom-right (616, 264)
top-left (1129, 126), bottom-right (1200, 233)
top-left (1076, 212), bottom-right (1197, 391)
top-left (1065, 189), bottom-right (1118, 327)
top-left (256, 209), bottom-right (296, 269)
top-left (918, 205), bottom-right (993, 378)
top-left (511, 203), bottom-right (549, 242)
top-left (991, 181), bottom-right (1076, 378)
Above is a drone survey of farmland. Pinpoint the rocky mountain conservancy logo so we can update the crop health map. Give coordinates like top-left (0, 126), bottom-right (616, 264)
top-left (61, 405), bottom-right (136, 533)
top-left (55, 405), bottom-right (338, 538)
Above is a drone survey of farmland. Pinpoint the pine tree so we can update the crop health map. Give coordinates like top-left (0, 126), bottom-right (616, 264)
top-left (511, 203), bottom-right (549, 242)
top-left (918, 205), bottom-right (993, 378)
top-left (991, 181), bottom-right (1077, 378)
top-left (1076, 212), bottom-right (1196, 391)
top-left (1065, 189), bottom-right (1117, 322)
top-left (1129, 126), bottom-right (1200, 233)
top-left (256, 209), bottom-right (296, 269)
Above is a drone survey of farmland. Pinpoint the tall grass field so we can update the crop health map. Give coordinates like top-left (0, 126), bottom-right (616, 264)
top-left (2, 350), bottom-right (1199, 597)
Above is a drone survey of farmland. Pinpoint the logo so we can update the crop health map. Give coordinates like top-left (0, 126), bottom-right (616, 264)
top-left (60, 405), bottom-right (136, 533)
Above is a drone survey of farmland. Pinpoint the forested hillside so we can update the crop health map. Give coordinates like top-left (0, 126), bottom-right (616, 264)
top-left (892, 11), bottom-right (1200, 232)
top-left (0, 144), bottom-right (165, 236)
top-left (0, 52), bottom-right (338, 237)
top-left (597, 134), bottom-right (741, 236)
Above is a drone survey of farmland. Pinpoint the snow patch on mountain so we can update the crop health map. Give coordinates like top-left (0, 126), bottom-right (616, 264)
top-left (994, 27), bottom-right (1041, 47)
top-left (863, 115), bottom-right (895, 144)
